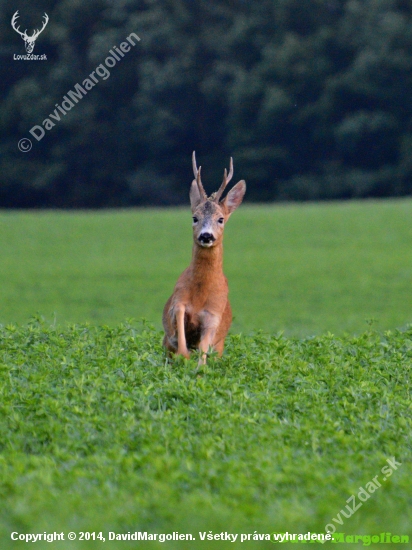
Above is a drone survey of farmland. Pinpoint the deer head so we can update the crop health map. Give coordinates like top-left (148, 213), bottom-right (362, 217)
top-left (11, 11), bottom-right (49, 54)
top-left (190, 151), bottom-right (246, 248)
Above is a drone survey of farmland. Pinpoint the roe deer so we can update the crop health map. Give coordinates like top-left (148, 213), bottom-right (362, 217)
top-left (162, 152), bottom-right (246, 364)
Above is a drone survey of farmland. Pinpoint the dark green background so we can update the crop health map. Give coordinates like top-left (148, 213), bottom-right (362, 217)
top-left (1, 0), bottom-right (412, 208)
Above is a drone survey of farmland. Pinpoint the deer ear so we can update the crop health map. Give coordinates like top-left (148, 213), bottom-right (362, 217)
top-left (223, 180), bottom-right (246, 214)
top-left (190, 179), bottom-right (202, 212)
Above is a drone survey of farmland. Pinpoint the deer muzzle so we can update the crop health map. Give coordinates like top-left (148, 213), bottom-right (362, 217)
top-left (198, 232), bottom-right (216, 246)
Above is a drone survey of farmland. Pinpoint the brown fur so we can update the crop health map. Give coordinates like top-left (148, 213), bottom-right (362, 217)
top-left (162, 153), bottom-right (246, 364)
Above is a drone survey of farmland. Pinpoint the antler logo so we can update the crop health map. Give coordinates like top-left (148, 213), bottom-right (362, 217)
top-left (11, 10), bottom-right (49, 54)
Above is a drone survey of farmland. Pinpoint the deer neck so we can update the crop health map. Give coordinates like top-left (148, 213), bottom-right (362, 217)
top-left (190, 241), bottom-right (224, 285)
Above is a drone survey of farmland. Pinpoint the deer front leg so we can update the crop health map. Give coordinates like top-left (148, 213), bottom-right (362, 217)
top-left (198, 311), bottom-right (220, 365)
top-left (175, 303), bottom-right (190, 359)
top-left (198, 332), bottom-right (215, 365)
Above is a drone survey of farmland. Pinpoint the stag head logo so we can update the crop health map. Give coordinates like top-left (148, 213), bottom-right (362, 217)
top-left (11, 10), bottom-right (49, 54)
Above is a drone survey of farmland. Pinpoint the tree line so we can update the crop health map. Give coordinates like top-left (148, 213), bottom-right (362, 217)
top-left (1, 0), bottom-right (411, 208)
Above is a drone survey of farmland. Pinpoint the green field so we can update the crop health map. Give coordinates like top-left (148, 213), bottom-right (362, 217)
top-left (0, 322), bottom-right (411, 549)
top-left (0, 198), bottom-right (411, 335)
top-left (0, 199), bottom-right (412, 549)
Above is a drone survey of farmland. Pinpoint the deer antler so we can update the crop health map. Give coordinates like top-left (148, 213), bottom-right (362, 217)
top-left (213, 157), bottom-right (233, 202)
top-left (30, 13), bottom-right (49, 40)
top-left (192, 151), bottom-right (207, 200)
top-left (11, 11), bottom-right (28, 38)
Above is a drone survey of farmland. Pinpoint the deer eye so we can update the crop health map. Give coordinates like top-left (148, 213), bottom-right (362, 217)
top-left (218, 217), bottom-right (224, 224)
top-left (192, 216), bottom-right (198, 224)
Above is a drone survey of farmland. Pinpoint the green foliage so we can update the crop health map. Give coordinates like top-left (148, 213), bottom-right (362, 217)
top-left (0, 200), bottom-right (411, 546)
top-left (1, 0), bottom-right (412, 206)
top-left (0, 319), bottom-right (411, 548)
top-left (0, 199), bottom-right (412, 336)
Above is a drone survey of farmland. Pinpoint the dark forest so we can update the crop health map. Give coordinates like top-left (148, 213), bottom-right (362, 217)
top-left (1, 0), bottom-right (412, 207)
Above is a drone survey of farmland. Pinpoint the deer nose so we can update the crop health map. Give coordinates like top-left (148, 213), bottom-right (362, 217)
top-left (198, 232), bottom-right (215, 244)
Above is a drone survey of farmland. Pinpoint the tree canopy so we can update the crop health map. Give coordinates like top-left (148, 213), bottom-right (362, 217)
top-left (1, 0), bottom-right (412, 207)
